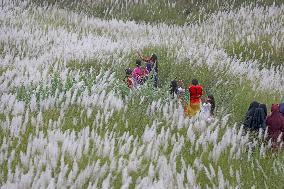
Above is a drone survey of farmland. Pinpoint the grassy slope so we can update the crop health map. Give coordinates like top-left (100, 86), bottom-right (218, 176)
top-left (30, 0), bottom-right (284, 69)
top-left (1, 0), bottom-right (284, 188)
top-left (224, 32), bottom-right (284, 68)
top-left (30, 0), bottom-right (284, 25)
top-left (1, 46), bottom-right (283, 187)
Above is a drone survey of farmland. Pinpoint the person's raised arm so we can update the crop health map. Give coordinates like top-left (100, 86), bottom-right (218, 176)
top-left (137, 51), bottom-right (150, 62)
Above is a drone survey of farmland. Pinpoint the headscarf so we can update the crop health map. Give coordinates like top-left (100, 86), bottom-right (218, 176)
top-left (259, 104), bottom-right (267, 117)
top-left (244, 101), bottom-right (265, 130)
top-left (248, 101), bottom-right (260, 111)
top-left (271, 104), bottom-right (279, 112)
top-left (266, 104), bottom-right (284, 142)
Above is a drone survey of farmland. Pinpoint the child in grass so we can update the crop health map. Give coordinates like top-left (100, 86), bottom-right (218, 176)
top-left (125, 68), bottom-right (134, 88)
top-left (200, 94), bottom-right (215, 121)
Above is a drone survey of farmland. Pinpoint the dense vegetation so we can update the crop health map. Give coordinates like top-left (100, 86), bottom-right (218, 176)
top-left (0, 0), bottom-right (284, 188)
top-left (31, 0), bottom-right (284, 25)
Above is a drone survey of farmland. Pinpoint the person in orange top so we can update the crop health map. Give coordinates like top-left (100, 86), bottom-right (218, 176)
top-left (187, 79), bottom-right (203, 117)
top-left (125, 68), bottom-right (134, 88)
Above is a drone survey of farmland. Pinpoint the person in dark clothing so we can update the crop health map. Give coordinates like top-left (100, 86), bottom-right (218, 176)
top-left (170, 79), bottom-right (178, 99)
top-left (244, 101), bottom-right (259, 129)
top-left (279, 103), bottom-right (284, 117)
top-left (259, 104), bottom-right (268, 117)
top-left (247, 101), bottom-right (260, 112)
top-left (259, 104), bottom-right (267, 117)
top-left (138, 53), bottom-right (157, 72)
top-left (266, 104), bottom-right (284, 149)
top-left (253, 106), bottom-right (266, 129)
top-left (244, 101), bottom-right (266, 131)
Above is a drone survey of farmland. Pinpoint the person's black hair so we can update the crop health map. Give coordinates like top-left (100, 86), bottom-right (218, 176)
top-left (259, 104), bottom-right (267, 117)
top-left (248, 101), bottom-right (260, 111)
top-left (151, 54), bottom-right (157, 61)
top-left (125, 68), bottom-right (132, 75)
top-left (170, 79), bottom-right (178, 98)
top-left (136, 59), bottom-right (141, 66)
top-left (207, 94), bottom-right (215, 115)
top-left (192, 79), bottom-right (198, 85)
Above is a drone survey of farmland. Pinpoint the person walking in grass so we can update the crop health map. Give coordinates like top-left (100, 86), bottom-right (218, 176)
top-left (187, 79), bottom-right (203, 117)
top-left (266, 104), bottom-right (284, 150)
top-left (137, 52), bottom-right (158, 88)
top-left (243, 101), bottom-right (267, 132)
top-left (170, 79), bottom-right (178, 99)
top-left (137, 52), bottom-right (158, 72)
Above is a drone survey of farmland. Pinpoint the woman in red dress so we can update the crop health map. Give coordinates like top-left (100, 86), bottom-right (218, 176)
top-left (187, 79), bottom-right (203, 117)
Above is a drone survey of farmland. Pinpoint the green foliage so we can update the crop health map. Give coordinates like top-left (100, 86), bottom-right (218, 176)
top-left (0, 67), bottom-right (7, 77)
top-left (0, 42), bottom-right (4, 56)
top-left (225, 35), bottom-right (284, 68)
top-left (67, 59), bottom-right (110, 73)
top-left (30, 0), bottom-right (284, 25)
top-left (31, 0), bottom-right (188, 25)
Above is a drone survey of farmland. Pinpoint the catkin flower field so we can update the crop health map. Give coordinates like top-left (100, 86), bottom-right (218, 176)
top-left (0, 0), bottom-right (284, 188)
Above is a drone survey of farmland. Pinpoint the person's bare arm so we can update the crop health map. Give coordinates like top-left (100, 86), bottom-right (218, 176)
top-left (137, 52), bottom-right (150, 62)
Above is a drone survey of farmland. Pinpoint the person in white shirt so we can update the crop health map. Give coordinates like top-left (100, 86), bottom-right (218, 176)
top-left (200, 94), bottom-right (215, 121)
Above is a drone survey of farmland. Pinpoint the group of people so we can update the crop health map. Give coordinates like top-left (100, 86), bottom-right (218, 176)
top-left (124, 53), bottom-right (215, 120)
top-left (244, 102), bottom-right (284, 148)
top-left (170, 78), bottom-right (215, 121)
top-left (124, 52), bottom-right (158, 88)
top-left (171, 78), bottom-right (284, 149)
top-left (124, 53), bottom-right (284, 150)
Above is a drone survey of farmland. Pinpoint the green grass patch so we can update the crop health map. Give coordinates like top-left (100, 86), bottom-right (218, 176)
top-left (0, 67), bottom-right (8, 77)
top-left (30, 0), bottom-right (284, 25)
top-left (225, 35), bottom-right (284, 68)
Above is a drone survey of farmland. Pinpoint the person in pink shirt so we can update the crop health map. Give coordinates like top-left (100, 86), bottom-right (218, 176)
top-left (132, 60), bottom-right (142, 83)
top-left (140, 66), bottom-right (149, 84)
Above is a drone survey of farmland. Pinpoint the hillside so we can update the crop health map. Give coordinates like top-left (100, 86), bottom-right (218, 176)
top-left (0, 0), bottom-right (284, 188)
